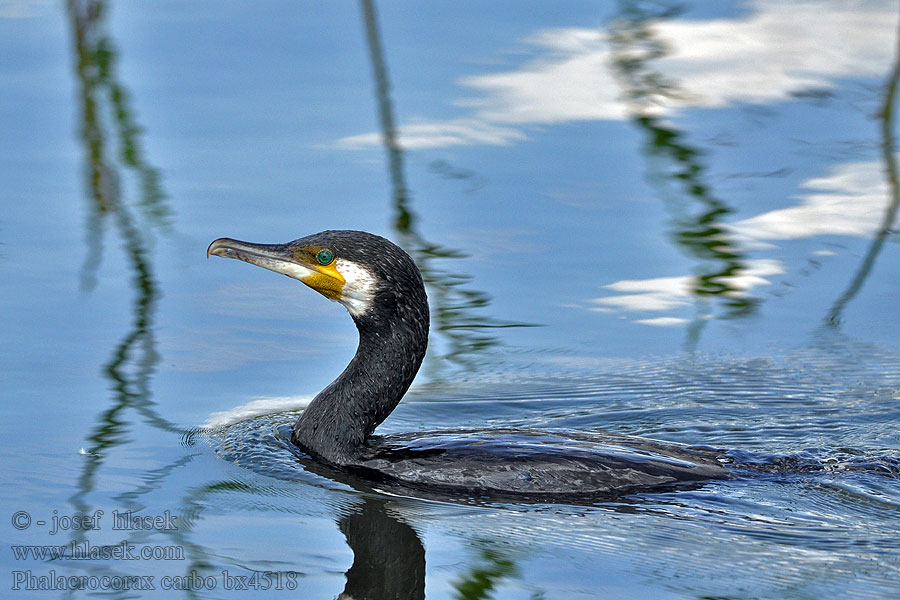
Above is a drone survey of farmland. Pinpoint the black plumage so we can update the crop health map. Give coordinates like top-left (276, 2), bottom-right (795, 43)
top-left (209, 230), bottom-right (728, 500)
top-left (288, 231), bottom-right (429, 464)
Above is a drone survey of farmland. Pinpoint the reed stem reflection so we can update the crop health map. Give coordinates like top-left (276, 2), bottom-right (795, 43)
top-left (826, 12), bottom-right (900, 328)
top-left (65, 2), bottom-right (207, 593)
top-left (609, 1), bottom-right (756, 346)
top-left (67, 0), bottom-right (180, 491)
top-left (452, 540), bottom-right (518, 600)
top-left (360, 0), bottom-right (532, 376)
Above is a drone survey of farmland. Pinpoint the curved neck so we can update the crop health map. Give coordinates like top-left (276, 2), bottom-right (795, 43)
top-left (292, 293), bottom-right (428, 465)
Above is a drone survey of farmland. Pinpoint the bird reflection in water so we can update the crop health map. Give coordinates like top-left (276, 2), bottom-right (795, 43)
top-left (337, 497), bottom-right (425, 600)
top-left (337, 496), bottom-right (520, 600)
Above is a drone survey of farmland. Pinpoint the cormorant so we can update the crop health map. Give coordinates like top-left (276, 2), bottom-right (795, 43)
top-left (208, 230), bottom-right (728, 499)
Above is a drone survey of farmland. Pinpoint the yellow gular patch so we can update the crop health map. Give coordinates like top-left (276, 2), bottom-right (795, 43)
top-left (302, 267), bottom-right (345, 300)
top-left (291, 246), bottom-right (346, 300)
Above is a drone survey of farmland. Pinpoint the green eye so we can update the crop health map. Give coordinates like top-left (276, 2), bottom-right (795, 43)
top-left (316, 249), bottom-right (334, 265)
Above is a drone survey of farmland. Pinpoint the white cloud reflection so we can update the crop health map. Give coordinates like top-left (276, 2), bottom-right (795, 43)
top-left (338, 0), bottom-right (896, 325)
top-left (593, 275), bottom-right (695, 312)
top-left (634, 317), bottom-right (691, 327)
top-left (593, 259), bottom-right (785, 323)
top-left (340, 0), bottom-right (895, 149)
top-left (335, 119), bottom-right (526, 150)
top-left (597, 157), bottom-right (894, 323)
top-left (730, 160), bottom-right (890, 245)
top-left (463, 1), bottom-right (892, 124)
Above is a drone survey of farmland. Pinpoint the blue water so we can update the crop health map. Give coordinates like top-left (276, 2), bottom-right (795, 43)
top-left (2, 0), bottom-right (900, 598)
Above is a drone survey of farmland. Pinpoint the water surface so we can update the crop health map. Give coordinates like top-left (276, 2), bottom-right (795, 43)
top-left (2, 1), bottom-right (899, 598)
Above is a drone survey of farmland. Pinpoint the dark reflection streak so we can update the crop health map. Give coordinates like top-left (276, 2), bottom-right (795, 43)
top-left (359, 0), bottom-right (532, 376)
top-left (272, 440), bottom-right (530, 600)
top-left (70, 4), bottom-right (170, 292)
top-left (360, 0), bottom-right (409, 226)
top-left (155, 475), bottom-right (419, 600)
top-left (826, 13), bottom-right (900, 328)
top-left (66, 0), bottom-right (182, 476)
top-left (609, 1), bottom-right (756, 347)
top-left (65, 3), bottom-right (203, 597)
top-left (338, 497), bottom-right (426, 600)
top-left (70, 0), bottom-right (108, 291)
top-left (80, 200), bottom-right (105, 291)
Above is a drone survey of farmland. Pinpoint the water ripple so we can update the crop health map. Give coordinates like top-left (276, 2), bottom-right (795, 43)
top-left (200, 348), bottom-right (900, 597)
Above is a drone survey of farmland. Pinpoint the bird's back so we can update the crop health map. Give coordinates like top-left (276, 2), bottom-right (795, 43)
top-left (353, 429), bottom-right (730, 500)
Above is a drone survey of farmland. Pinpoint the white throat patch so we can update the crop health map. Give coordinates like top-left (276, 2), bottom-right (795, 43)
top-left (276, 261), bottom-right (317, 281)
top-left (335, 258), bottom-right (377, 317)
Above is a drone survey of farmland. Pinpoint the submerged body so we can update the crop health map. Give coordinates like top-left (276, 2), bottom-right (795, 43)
top-left (208, 230), bottom-right (728, 498)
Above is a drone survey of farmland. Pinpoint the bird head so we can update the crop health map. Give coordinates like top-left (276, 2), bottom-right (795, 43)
top-left (207, 230), bottom-right (423, 320)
